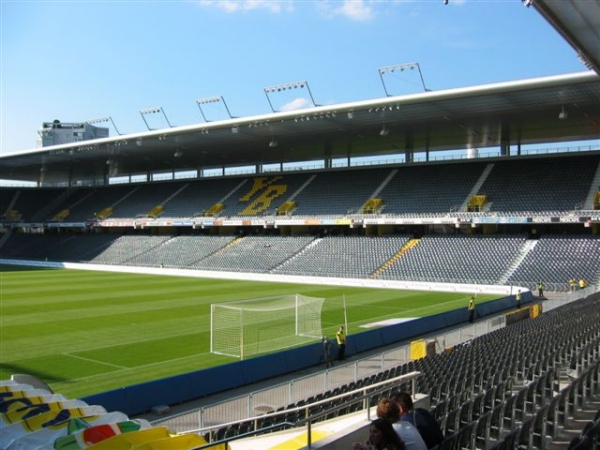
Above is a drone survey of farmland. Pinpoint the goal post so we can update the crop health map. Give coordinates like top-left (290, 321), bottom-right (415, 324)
top-left (210, 294), bottom-right (325, 360)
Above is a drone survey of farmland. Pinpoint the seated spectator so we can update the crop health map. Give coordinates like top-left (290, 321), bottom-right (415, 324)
top-left (376, 397), bottom-right (427, 450)
top-left (392, 391), bottom-right (444, 449)
top-left (353, 418), bottom-right (407, 450)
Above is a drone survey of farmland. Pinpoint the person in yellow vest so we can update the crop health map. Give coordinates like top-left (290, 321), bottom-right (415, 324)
top-left (537, 280), bottom-right (545, 299)
top-left (336, 325), bottom-right (346, 361)
top-left (569, 278), bottom-right (577, 292)
top-left (468, 296), bottom-right (476, 323)
top-left (579, 278), bottom-right (587, 290)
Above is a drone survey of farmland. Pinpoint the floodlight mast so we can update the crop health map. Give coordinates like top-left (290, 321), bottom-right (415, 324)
top-left (378, 62), bottom-right (430, 96)
top-left (263, 80), bottom-right (317, 113)
top-left (195, 95), bottom-right (235, 122)
top-left (139, 106), bottom-right (174, 131)
top-left (86, 116), bottom-right (122, 135)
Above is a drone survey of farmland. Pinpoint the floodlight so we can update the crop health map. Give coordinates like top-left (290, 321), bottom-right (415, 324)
top-left (378, 62), bottom-right (430, 96)
top-left (139, 106), bottom-right (174, 130)
top-left (86, 116), bottom-right (122, 135)
top-left (263, 80), bottom-right (317, 113)
top-left (195, 95), bottom-right (235, 121)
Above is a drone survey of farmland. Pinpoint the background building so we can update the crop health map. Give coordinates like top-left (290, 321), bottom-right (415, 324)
top-left (36, 119), bottom-right (109, 148)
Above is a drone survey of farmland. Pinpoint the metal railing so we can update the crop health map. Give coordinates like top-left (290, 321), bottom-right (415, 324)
top-left (184, 371), bottom-right (421, 449)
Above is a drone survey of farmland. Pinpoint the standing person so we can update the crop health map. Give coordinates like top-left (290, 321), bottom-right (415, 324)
top-left (376, 398), bottom-right (427, 450)
top-left (392, 392), bottom-right (444, 449)
top-left (516, 290), bottom-right (522, 309)
top-left (569, 278), bottom-right (577, 292)
top-left (336, 325), bottom-right (346, 361)
top-left (354, 418), bottom-right (407, 450)
top-left (537, 280), bottom-right (545, 298)
top-left (579, 278), bottom-right (586, 290)
top-left (467, 296), bottom-right (475, 323)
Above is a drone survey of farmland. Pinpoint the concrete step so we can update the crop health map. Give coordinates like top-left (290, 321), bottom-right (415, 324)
top-left (546, 395), bottom-right (600, 449)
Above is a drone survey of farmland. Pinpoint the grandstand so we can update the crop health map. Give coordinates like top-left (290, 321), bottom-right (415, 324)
top-left (1, 1), bottom-right (600, 449)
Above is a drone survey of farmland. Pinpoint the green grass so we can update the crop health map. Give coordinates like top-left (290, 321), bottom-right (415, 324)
top-left (0, 265), bottom-right (498, 399)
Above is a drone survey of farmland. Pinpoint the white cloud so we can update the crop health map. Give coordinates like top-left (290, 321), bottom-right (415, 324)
top-left (321, 0), bottom-right (375, 22)
top-left (198, 0), bottom-right (293, 14)
top-left (280, 98), bottom-right (311, 111)
top-left (198, 0), bottom-right (376, 21)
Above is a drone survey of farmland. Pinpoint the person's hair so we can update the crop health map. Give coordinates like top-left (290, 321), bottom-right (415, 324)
top-left (391, 391), bottom-right (414, 411)
top-left (369, 418), bottom-right (406, 450)
top-left (376, 397), bottom-right (401, 422)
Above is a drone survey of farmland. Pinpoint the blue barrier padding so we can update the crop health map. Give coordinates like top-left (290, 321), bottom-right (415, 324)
top-left (185, 362), bottom-right (245, 399)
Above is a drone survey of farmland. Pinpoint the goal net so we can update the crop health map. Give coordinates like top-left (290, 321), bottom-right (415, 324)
top-left (210, 294), bottom-right (325, 360)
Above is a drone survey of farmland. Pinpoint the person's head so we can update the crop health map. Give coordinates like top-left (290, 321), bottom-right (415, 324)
top-left (339, 325), bottom-right (344, 331)
top-left (391, 391), bottom-right (414, 415)
top-left (369, 418), bottom-right (405, 450)
top-left (376, 397), bottom-right (401, 422)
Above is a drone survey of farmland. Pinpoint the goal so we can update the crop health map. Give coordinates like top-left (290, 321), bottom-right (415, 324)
top-left (210, 294), bottom-right (325, 360)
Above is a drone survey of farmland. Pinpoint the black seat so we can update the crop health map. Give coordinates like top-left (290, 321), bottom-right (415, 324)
top-left (501, 393), bottom-right (518, 431)
top-left (456, 421), bottom-right (476, 450)
top-left (459, 400), bottom-right (474, 429)
top-left (483, 387), bottom-right (496, 414)
top-left (514, 415), bottom-right (534, 450)
top-left (474, 410), bottom-right (492, 449)
top-left (531, 403), bottom-right (550, 450)
top-left (513, 388), bottom-right (527, 425)
top-left (489, 404), bottom-right (505, 442)
top-left (567, 436), bottom-right (592, 450)
top-left (443, 406), bottom-right (461, 437)
top-left (437, 432), bottom-right (460, 450)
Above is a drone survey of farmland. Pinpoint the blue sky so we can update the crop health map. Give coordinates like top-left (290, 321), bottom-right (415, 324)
top-left (0, 0), bottom-right (587, 155)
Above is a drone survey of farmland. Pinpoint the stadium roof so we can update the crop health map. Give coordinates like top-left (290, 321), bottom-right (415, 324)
top-left (533, 0), bottom-right (600, 75)
top-left (1, 0), bottom-right (599, 185)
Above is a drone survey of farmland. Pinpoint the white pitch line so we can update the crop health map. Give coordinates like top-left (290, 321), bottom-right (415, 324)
top-left (63, 353), bottom-right (127, 369)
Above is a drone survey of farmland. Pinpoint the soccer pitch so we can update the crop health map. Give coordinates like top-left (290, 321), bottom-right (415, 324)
top-left (0, 265), bottom-right (498, 399)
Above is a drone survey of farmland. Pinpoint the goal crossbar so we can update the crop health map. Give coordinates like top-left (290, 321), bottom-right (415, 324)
top-left (210, 294), bottom-right (325, 360)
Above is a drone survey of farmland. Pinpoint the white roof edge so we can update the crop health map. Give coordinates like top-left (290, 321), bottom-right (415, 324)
top-left (2, 71), bottom-right (597, 159)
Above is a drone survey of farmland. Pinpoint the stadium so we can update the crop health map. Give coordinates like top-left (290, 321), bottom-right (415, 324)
top-left (1, 1), bottom-right (600, 449)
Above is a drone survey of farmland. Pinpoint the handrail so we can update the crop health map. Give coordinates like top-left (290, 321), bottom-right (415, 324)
top-left (181, 371), bottom-right (421, 448)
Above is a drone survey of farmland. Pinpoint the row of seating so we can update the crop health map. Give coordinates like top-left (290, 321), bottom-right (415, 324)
top-left (2, 234), bottom-right (599, 288)
top-left (2, 153), bottom-right (599, 221)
